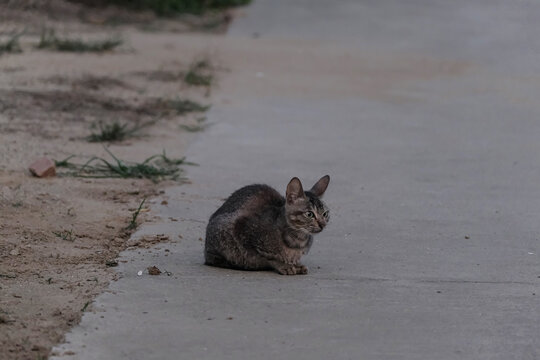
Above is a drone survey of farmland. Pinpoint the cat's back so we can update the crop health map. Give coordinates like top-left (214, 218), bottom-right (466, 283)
top-left (210, 184), bottom-right (284, 220)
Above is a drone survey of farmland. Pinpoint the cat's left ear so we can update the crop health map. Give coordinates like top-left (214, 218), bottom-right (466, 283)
top-left (309, 175), bottom-right (330, 197)
top-left (286, 177), bottom-right (305, 204)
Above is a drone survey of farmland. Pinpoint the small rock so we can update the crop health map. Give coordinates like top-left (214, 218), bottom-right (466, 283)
top-left (137, 270), bottom-right (143, 276)
top-left (29, 157), bottom-right (56, 178)
top-left (147, 266), bottom-right (161, 276)
top-left (464, 235), bottom-right (470, 239)
top-left (161, 200), bottom-right (168, 205)
top-left (9, 248), bottom-right (20, 256)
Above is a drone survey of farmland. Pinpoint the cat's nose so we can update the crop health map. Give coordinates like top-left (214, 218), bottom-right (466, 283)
top-left (317, 219), bottom-right (326, 229)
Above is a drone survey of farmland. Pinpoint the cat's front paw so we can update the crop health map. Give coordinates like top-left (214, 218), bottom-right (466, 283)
top-left (294, 264), bottom-right (308, 275)
top-left (274, 264), bottom-right (298, 275)
top-left (274, 264), bottom-right (308, 275)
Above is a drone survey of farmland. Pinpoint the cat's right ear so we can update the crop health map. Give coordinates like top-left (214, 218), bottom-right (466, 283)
top-left (309, 175), bottom-right (330, 197)
top-left (286, 177), bottom-right (304, 204)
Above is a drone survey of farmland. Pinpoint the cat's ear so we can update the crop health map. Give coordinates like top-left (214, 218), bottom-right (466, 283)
top-left (309, 175), bottom-right (330, 197)
top-left (286, 177), bottom-right (305, 204)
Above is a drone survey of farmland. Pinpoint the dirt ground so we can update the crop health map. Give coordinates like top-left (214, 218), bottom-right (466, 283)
top-left (0, 1), bottom-right (233, 358)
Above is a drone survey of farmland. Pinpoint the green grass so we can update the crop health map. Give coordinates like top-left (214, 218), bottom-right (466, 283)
top-left (73, 0), bottom-right (251, 16)
top-left (0, 273), bottom-right (17, 279)
top-left (38, 28), bottom-right (122, 53)
top-left (87, 121), bottom-right (154, 142)
top-left (53, 229), bottom-right (76, 242)
top-left (55, 148), bottom-right (195, 183)
top-left (159, 98), bottom-right (210, 115)
top-left (127, 198), bottom-right (146, 230)
top-left (0, 33), bottom-right (22, 55)
top-left (184, 58), bottom-right (214, 87)
top-left (81, 301), bottom-right (91, 312)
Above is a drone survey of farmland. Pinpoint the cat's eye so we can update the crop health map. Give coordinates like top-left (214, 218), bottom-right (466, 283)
top-left (323, 210), bottom-right (329, 218)
top-left (305, 211), bottom-right (315, 218)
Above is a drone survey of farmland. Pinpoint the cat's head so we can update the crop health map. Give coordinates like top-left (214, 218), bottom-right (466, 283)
top-left (285, 175), bottom-right (330, 234)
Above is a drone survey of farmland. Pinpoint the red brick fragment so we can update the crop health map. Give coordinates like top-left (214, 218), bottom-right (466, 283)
top-left (29, 157), bottom-right (56, 178)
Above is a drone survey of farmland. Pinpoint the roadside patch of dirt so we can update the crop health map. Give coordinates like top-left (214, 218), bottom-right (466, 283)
top-left (0, 173), bottom-right (160, 357)
top-left (0, 2), bottom-right (226, 359)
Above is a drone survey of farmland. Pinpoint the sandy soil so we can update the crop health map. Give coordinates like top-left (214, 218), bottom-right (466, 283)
top-left (0, 1), bottom-right (231, 358)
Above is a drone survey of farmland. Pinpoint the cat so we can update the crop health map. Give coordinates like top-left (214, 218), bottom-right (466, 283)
top-left (204, 175), bottom-right (330, 275)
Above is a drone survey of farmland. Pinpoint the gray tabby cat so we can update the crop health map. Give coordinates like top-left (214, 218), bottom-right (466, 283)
top-left (204, 175), bottom-right (330, 275)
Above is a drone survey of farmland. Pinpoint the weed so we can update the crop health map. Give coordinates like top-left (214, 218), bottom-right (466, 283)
top-left (184, 71), bottom-right (212, 86)
top-left (127, 198), bottom-right (146, 230)
top-left (0, 274), bottom-right (17, 279)
top-left (0, 33), bottom-right (23, 55)
top-left (38, 28), bottom-right (122, 53)
top-left (55, 148), bottom-right (194, 182)
top-left (162, 98), bottom-right (210, 115)
top-left (179, 117), bottom-right (210, 132)
top-left (87, 120), bottom-right (154, 142)
top-left (72, 0), bottom-right (251, 16)
top-left (105, 259), bottom-right (119, 267)
top-left (54, 155), bottom-right (76, 168)
top-left (53, 229), bottom-right (76, 242)
top-left (184, 58), bottom-right (214, 87)
top-left (81, 301), bottom-right (91, 312)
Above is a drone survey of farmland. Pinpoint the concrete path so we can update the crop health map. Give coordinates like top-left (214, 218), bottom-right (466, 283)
top-left (53, 1), bottom-right (540, 359)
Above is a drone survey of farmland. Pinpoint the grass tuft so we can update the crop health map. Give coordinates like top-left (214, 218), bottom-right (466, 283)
top-left (159, 98), bottom-right (210, 115)
top-left (0, 33), bottom-right (23, 55)
top-left (38, 28), bottom-right (122, 53)
top-left (72, 0), bottom-right (251, 16)
top-left (54, 155), bottom-right (77, 168)
top-left (81, 301), bottom-right (91, 312)
top-left (184, 58), bottom-right (214, 87)
top-left (53, 229), bottom-right (76, 242)
top-left (87, 120), bottom-right (154, 142)
top-left (55, 148), bottom-right (195, 183)
top-left (127, 198), bottom-right (146, 230)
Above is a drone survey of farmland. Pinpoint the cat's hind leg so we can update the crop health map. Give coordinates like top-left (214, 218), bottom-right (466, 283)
top-left (204, 251), bottom-right (232, 268)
